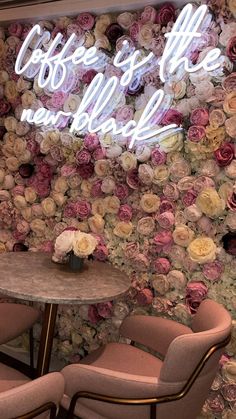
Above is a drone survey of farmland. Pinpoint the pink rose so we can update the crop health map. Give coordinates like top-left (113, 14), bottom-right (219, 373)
top-left (126, 169), bottom-right (140, 189)
top-left (154, 257), bottom-right (171, 274)
top-left (163, 183), bottom-right (179, 201)
top-left (93, 147), bottom-right (106, 160)
top-left (8, 23), bottom-right (23, 37)
top-left (226, 36), bottom-right (236, 62)
top-left (129, 21), bottom-right (141, 41)
top-left (151, 147), bottom-right (167, 165)
top-left (161, 109), bottom-right (183, 126)
top-left (136, 288), bottom-right (153, 305)
top-left (202, 261), bottom-right (223, 281)
top-left (227, 193), bottom-right (236, 212)
top-left (0, 100), bottom-right (11, 116)
top-left (84, 133), bottom-right (100, 151)
top-left (75, 200), bottom-right (91, 219)
top-left (76, 149), bottom-right (91, 165)
top-left (141, 6), bottom-right (157, 23)
top-left (88, 305), bottom-right (102, 324)
top-left (206, 392), bottom-right (225, 414)
top-left (223, 73), bottom-right (236, 93)
top-left (116, 105), bottom-right (134, 123)
top-left (125, 242), bottom-right (139, 259)
top-left (153, 230), bottom-right (173, 252)
top-left (193, 176), bottom-right (215, 193)
top-left (77, 162), bottom-right (94, 179)
top-left (40, 240), bottom-right (54, 253)
top-left (91, 179), bottom-right (103, 198)
top-left (133, 254), bottom-right (150, 272)
top-left (67, 24), bottom-right (83, 38)
top-left (190, 108), bottom-right (209, 126)
top-left (187, 125), bottom-right (206, 142)
top-left (51, 92), bottom-right (68, 110)
top-left (93, 243), bottom-right (108, 261)
top-left (156, 3), bottom-right (175, 25)
top-left (118, 204), bottom-right (133, 221)
top-left (197, 216), bottom-right (214, 234)
top-left (77, 12), bottom-right (95, 30)
top-left (97, 302), bottom-right (113, 318)
top-left (156, 211), bottom-right (175, 229)
top-left (221, 384), bottom-right (236, 402)
top-left (214, 143), bottom-right (235, 167)
top-left (12, 185), bottom-right (25, 196)
top-left (61, 164), bottom-right (77, 177)
top-left (82, 70), bottom-right (98, 85)
top-left (114, 184), bottom-right (129, 200)
top-left (186, 281), bottom-right (208, 314)
top-left (159, 199), bottom-right (175, 213)
top-left (182, 190), bottom-right (197, 207)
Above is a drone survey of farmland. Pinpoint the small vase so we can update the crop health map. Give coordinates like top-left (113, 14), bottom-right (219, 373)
top-left (68, 253), bottom-right (84, 272)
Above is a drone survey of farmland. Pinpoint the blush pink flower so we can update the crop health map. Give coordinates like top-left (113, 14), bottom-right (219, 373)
top-left (153, 230), bottom-right (173, 252)
top-left (77, 12), bottom-right (95, 30)
top-left (93, 243), bottom-right (108, 261)
top-left (187, 125), bottom-right (206, 142)
top-left (91, 179), bottom-right (103, 198)
top-left (114, 184), bottom-right (129, 201)
top-left (202, 261), bottom-right (223, 281)
top-left (75, 200), bottom-right (91, 219)
top-left (154, 257), bottom-right (171, 274)
top-left (151, 147), bottom-right (167, 165)
top-left (76, 149), bottom-right (91, 165)
top-left (186, 281), bottom-right (208, 314)
top-left (118, 204), bottom-right (133, 221)
top-left (84, 133), bottom-right (100, 151)
top-left (156, 211), bottom-right (175, 229)
top-left (190, 108), bottom-right (209, 126)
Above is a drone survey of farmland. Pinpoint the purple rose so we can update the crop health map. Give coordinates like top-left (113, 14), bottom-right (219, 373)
top-left (161, 109), bottom-right (183, 126)
top-left (93, 243), bottom-right (108, 261)
top-left (77, 12), bottom-right (95, 30)
top-left (84, 133), bottom-right (100, 151)
top-left (222, 232), bottom-right (236, 256)
top-left (114, 184), bottom-right (129, 201)
top-left (186, 281), bottom-right (208, 314)
top-left (154, 257), bottom-right (171, 274)
top-left (51, 92), bottom-right (68, 109)
top-left (129, 21), bottom-right (141, 42)
top-left (77, 162), bottom-right (94, 179)
top-left (116, 105), bottom-right (134, 123)
top-left (105, 23), bottom-right (124, 44)
top-left (202, 261), bottom-right (223, 281)
top-left (151, 147), bottom-right (167, 165)
top-left (75, 200), bottom-right (91, 219)
top-left (159, 199), bottom-right (175, 213)
top-left (118, 204), bottom-right (133, 221)
top-left (76, 149), bottom-right (91, 165)
top-left (82, 70), bottom-right (98, 85)
top-left (187, 125), bottom-right (206, 142)
top-left (156, 3), bottom-right (175, 25)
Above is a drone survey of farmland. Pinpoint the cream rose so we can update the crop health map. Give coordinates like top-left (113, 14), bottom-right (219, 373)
top-left (63, 94), bottom-right (81, 113)
top-left (226, 212), bottom-right (236, 231)
top-left (187, 237), bottom-right (217, 264)
top-left (3, 174), bottom-right (15, 190)
top-left (117, 12), bottom-right (135, 29)
top-left (159, 131), bottom-right (183, 153)
top-left (4, 116), bottom-right (17, 132)
top-left (6, 157), bottom-right (19, 172)
top-left (137, 217), bottom-right (155, 235)
top-left (21, 207), bottom-right (32, 222)
top-left (73, 232), bottom-right (98, 257)
top-left (152, 165), bottom-right (169, 184)
top-left (51, 192), bottom-right (67, 207)
top-left (196, 187), bottom-right (225, 218)
top-left (4, 80), bottom-right (18, 102)
top-left (94, 160), bottom-right (110, 177)
top-left (24, 187), bottom-right (37, 203)
top-left (152, 274), bottom-right (170, 295)
top-left (41, 197), bottom-right (56, 217)
top-left (113, 221), bottom-right (133, 238)
top-left (91, 198), bottom-right (106, 217)
top-left (30, 219), bottom-right (46, 236)
top-left (0, 242), bottom-right (6, 253)
top-left (228, 0), bottom-right (236, 16)
top-left (225, 160), bottom-right (236, 179)
top-left (223, 92), bottom-right (236, 116)
top-left (104, 196), bottom-right (120, 214)
top-left (221, 359), bottom-right (236, 382)
top-left (101, 177), bottom-right (115, 194)
top-left (14, 195), bottom-right (27, 210)
top-left (55, 230), bottom-right (75, 255)
top-left (173, 225), bottom-right (195, 247)
top-left (120, 151), bottom-right (137, 171)
top-left (54, 177), bottom-right (68, 194)
top-left (13, 137), bottom-right (26, 157)
top-left (88, 214), bottom-right (105, 234)
top-left (0, 169), bottom-right (5, 183)
top-left (140, 193), bottom-right (160, 213)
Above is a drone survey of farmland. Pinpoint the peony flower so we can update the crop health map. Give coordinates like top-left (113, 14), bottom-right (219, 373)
top-left (186, 281), bottom-right (208, 314)
top-left (190, 108), bottom-right (209, 126)
top-left (137, 216), bottom-right (155, 235)
top-left (173, 225), bottom-right (195, 247)
top-left (153, 230), bottom-right (173, 252)
top-left (113, 221), bottom-right (133, 238)
top-left (156, 3), bottom-right (175, 25)
top-left (151, 147), bottom-right (166, 165)
top-left (187, 237), bottom-right (217, 264)
top-left (118, 204), bottom-right (133, 222)
top-left (156, 211), bottom-right (175, 229)
top-left (77, 12), bottom-right (94, 30)
top-left (154, 257), bottom-right (171, 274)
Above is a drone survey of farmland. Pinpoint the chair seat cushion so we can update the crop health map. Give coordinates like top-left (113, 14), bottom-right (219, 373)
top-left (0, 303), bottom-right (40, 345)
top-left (80, 342), bottom-right (163, 377)
top-left (0, 362), bottom-right (30, 392)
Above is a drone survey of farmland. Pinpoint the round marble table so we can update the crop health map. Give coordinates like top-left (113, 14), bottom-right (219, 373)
top-left (0, 252), bottom-right (130, 376)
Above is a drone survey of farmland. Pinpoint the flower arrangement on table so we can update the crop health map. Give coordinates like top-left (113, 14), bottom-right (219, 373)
top-left (52, 229), bottom-right (98, 270)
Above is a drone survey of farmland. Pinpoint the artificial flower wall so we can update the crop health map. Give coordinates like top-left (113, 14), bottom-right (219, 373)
top-left (0, 0), bottom-right (236, 416)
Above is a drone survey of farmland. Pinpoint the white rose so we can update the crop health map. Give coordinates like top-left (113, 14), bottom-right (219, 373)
top-left (120, 151), bottom-right (137, 171)
top-left (135, 145), bottom-right (151, 162)
top-left (55, 230), bottom-right (75, 255)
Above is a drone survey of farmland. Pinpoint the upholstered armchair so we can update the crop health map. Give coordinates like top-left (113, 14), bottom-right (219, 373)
top-left (0, 363), bottom-right (64, 418)
top-left (0, 303), bottom-right (40, 369)
top-left (60, 299), bottom-right (231, 419)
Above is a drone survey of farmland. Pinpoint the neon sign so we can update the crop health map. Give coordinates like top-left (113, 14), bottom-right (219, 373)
top-left (15, 4), bottom-right (222, 149)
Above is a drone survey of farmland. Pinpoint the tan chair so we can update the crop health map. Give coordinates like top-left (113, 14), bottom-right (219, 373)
top-left (0, 303), bottom-right (40, 370)
top-left (60, 299), bottom-right (231, 419)
top-left (0, 363), bottom-right (64, 419)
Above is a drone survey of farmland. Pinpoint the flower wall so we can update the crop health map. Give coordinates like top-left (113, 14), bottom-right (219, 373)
top-left (0, 0), bottom-right (236, 416)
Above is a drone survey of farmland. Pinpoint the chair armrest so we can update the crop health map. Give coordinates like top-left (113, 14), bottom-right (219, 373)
top-left (120, 315), bottom-right (193, 356)
top-left (0, 372), bottom-right (64, 419)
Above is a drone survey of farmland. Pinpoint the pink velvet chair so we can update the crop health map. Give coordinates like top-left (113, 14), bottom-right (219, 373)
top-left (0, 303), bottom-right (40, 369)
top-left (0, 362), bottom-right (64, 418)
top-left (60, 299), bottom-right (231, 419)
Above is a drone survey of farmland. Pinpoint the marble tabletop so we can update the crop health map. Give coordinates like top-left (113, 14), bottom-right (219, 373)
top-left (0, 252), bottom-right (130, 304)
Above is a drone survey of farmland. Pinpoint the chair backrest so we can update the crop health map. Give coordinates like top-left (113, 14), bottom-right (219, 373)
top-left (156, 300), bottom-right (231, 419)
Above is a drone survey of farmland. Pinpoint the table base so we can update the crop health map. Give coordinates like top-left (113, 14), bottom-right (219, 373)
top-left (37, 303), bottom-right (58, 377)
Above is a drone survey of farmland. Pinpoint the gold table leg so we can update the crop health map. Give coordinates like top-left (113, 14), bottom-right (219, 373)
top-left (36, 303), bottom-right (58, 377)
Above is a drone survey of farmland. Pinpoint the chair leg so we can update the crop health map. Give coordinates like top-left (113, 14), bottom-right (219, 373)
top-left (29, 327), bottom-right (34, 372)
top-left (150, 404), bottom-right (156, 419)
